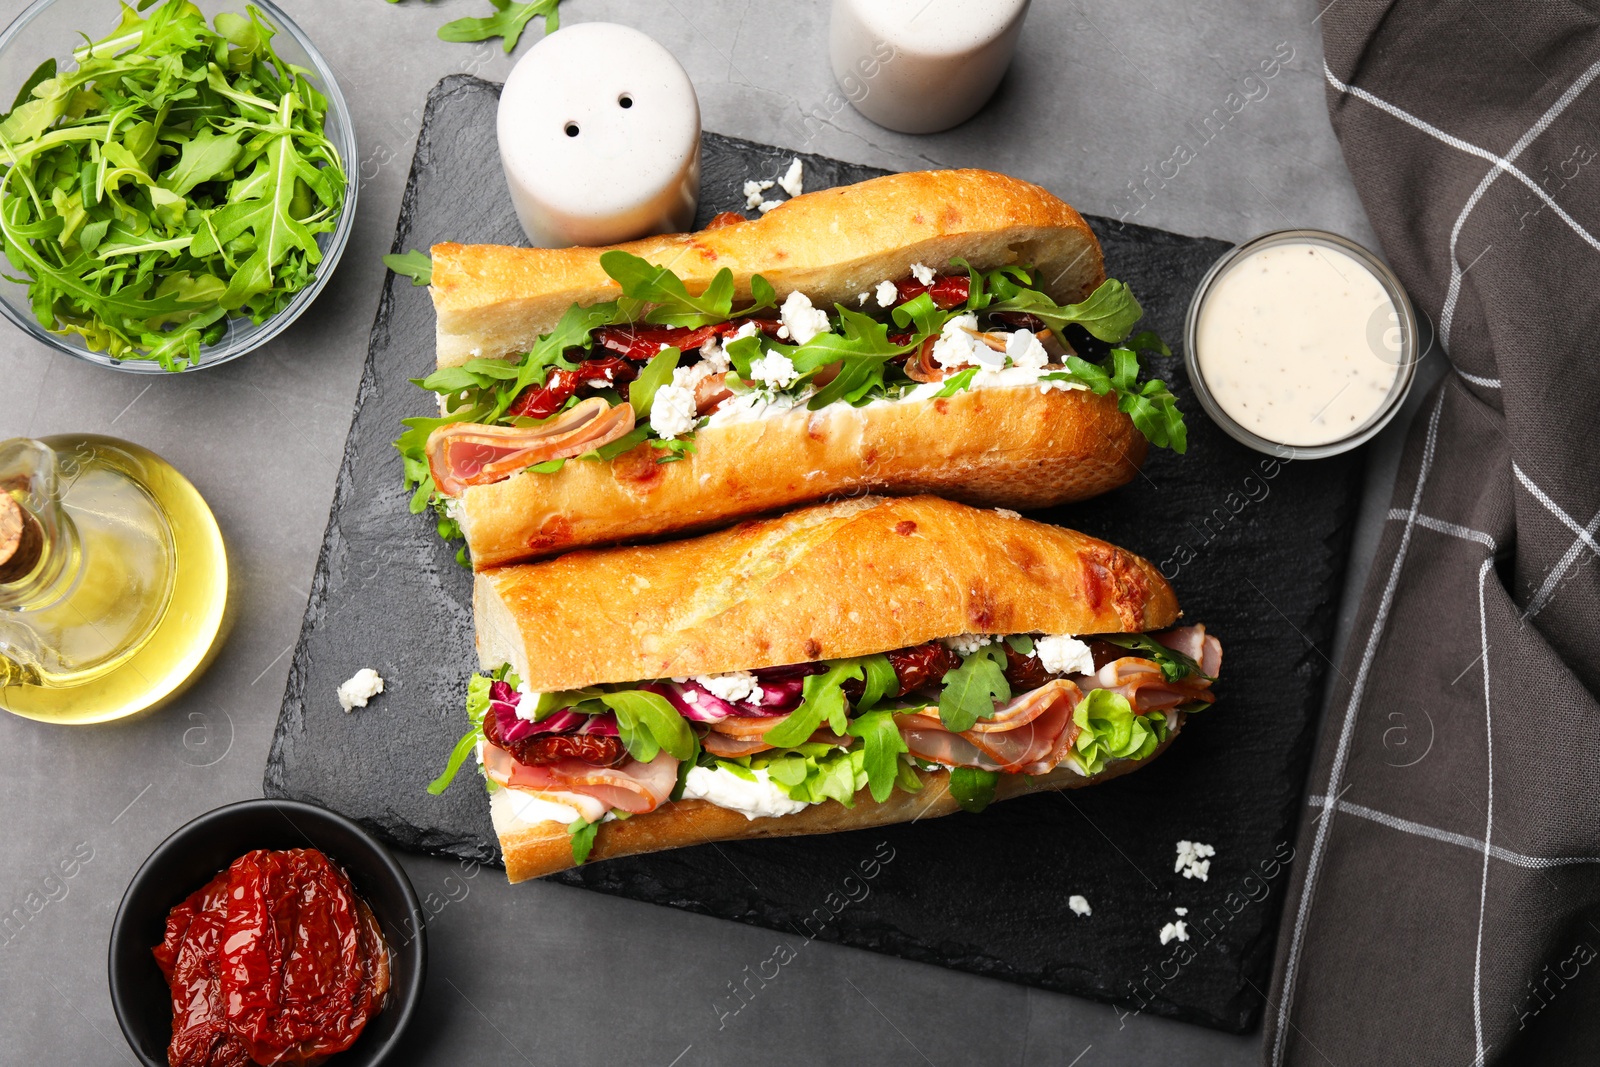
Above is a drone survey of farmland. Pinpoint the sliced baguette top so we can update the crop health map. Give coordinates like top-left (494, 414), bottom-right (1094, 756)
top-left (431, 169), bottom-right (1104, 368)
top-left (474, 495), bottom-right (1178, 691)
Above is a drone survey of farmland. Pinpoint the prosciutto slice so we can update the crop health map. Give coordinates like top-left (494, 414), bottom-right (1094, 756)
top-left (1077, 657), bottom-right (1216, 714)
top-left (427, 397), bottom-right (636, 495)
top-left (482, 747), bottom-right (677, 818)
top-left (1153, 624), bottom-right (1224, 679)
top-left (700, 719), bottom-right (849, 758)
top-left (897, 679), bottom-right (1083, 775)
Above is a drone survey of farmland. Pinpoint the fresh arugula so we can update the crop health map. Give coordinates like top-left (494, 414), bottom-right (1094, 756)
top-left (384, 249), bottom-right (432, 287)
top-left (0, 1), bottom-right (347, 369)
top-left (628, 347), bottom-right (681, 419)
top-left (427, 667), bottom-right (512, 795)
top-left (1091, 633), bottom-right (1209, 681)
top-left (846, 709), bottom-right (911, 803)
top-left (938, 643), bottom-right (1011, 732)
top-left (438, 0), bottom-right (561, 53)
top-left (567, 816), bottom-right (601, 864)
top-left (598, 689), bottom-right (697, 763)
top-left (949, 766), bottom-right (1000, 813)
top-left (761, 658), bottom-right (866, 748)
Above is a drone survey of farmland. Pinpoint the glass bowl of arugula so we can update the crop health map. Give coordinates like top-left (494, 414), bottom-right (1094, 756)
top-left (0, 0), bottom-right (357, 372)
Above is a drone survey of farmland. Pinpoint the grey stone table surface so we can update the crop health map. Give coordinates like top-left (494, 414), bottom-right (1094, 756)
top-left (0, 1), bottom-right (1446, 1064)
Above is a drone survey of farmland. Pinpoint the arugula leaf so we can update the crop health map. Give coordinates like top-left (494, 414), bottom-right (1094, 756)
top-left (0, 1), bottom-right (347, 368)
top-left (762, 659), bottom-right (865, 748)
top-left (438, 0), bottom-right (561, 53)
top-left (427, 671), bottom-right (495, 795)
top-left (938, 644), bottom-right (1011, 732)
top-left (856, 653), bottom-right (898, 712)
top-left (765, 746), bottom-right (868, 807)
top-left (598, 689), bottom-right (697, 763)
top-left (1004, 634), bottom-right (1035, 656)
top-left (934, 367), bottom-right (978, 397)
top-left (384, 249), bottom-right (432, 286)
top-left (949, 767), bottom-right (1000, 813)
top-left (628, 346), bottom-right (681, 418)
top-left (846, 709), bottom-right (909, 803)
top-left (567, 817), bottom-right (601, 864)
top-left (0, 59), bottom-right (55, 124)
top-left (1091, 633), bottom-right (1208, 681)
top-left (601, 251), bottom-right (741, 328)
top-left (986, 277), bottom-right (1144, 343)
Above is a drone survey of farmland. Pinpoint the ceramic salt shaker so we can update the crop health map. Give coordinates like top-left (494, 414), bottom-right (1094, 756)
top-left (497, 22), bottom-right (700, 248)
top-left (830, 0), bottom-right (1031, 134)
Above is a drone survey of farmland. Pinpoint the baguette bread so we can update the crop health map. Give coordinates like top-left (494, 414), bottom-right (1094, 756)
top-left (491, 725), bottom-right (1182, 883)
top-left (459, 384), bottom-right (1146, 569)
top-left (431, 169), bottom-right (1103, 367)
top-left (475, 495), bottom-right (1178, 692)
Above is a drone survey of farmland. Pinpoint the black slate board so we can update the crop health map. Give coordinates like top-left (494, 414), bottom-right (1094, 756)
top-left (265, 75), bottom-right (1360, 1033)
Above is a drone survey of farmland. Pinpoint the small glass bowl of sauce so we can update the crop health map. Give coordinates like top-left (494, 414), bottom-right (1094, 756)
top-left (1184, 229), bottom-right (1419, 458)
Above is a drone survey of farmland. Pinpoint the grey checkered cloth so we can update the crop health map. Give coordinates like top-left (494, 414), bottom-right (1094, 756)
top-left (1264, 5), bottom-right (1600, 1065)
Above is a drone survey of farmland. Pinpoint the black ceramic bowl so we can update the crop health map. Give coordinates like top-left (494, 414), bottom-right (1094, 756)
top-left (109, 799), bottom-right (426, 1066)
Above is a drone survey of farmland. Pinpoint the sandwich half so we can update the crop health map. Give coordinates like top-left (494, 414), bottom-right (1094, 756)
top-left (428, 496), bottom-right (1222, 883)
top-left (397, 170), bottom-right (1186, 569)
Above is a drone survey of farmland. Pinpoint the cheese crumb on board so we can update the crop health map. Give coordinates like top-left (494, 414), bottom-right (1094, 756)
top-left (337, 669), bottom-right (384, 712)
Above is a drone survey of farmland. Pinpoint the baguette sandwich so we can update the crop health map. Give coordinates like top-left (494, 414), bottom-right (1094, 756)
top-left (427, 496), bottom-right (1222, 883)
top-left (397, 170), bottom-right (1186, 569)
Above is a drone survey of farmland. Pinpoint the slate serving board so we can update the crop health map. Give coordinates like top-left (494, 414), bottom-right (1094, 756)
top-left (265, 74), bottom-right (1359, 1033)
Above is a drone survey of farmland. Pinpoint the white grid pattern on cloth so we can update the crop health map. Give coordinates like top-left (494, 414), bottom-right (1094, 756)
top-left (1471, 555), bottom-right (1496, 1067)
top-left (1322, 59), bottom-right (1600, 345)
top-left (1277, 55), bottom-right (1600, 1062)
top-left (1270, 392), bottom-right (1445, 1067)
top-left (1304, 796), bottom-right (1600, 869)
top-left (1457, 370), bottom-right (1502, 389)
top-left (1384, 509), bottom-right (1499, 552)
top-left (1512, 461), bottom-right (1600, 619)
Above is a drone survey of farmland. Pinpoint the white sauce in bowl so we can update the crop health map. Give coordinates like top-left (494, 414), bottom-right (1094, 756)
top-left (1194, 242), bottom-right (1401, 446)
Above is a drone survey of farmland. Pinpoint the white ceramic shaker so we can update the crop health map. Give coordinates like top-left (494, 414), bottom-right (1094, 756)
top-left (497, 22), bottom-right (701, 247)
top-left (829, 0), bottom-right (1031, 134)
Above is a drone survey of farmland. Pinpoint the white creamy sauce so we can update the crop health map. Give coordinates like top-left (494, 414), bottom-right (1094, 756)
top-left (497, 787), bottom-right (582, 827)
top-left (1195, 242), bottom-right (1399, 446)
top-left (682, 766), bottom-right (812, 820)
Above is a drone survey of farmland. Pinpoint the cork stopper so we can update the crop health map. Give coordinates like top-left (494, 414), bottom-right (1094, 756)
top-left (0, 494), bottom-right (44, 584)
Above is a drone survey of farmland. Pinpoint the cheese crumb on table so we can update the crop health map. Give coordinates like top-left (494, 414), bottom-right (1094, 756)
top-left (1159, 920), bottom-right (1190, 945)
top-left (1069, 895), bottom-right (1092, 917)
top-left (777, 157), bottom-right (804, 198)
top-left (1175, 907), bottom-right (1188, 916)
top-left (1175, 840), bottom-right (1216, 881)
top-left (336, 668), bottom-right (384, 713)
top-left (743, 178), bottom-right (773, 209)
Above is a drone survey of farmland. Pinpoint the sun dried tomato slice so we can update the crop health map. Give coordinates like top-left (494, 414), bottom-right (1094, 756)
top-left (893, 273), bottom-right (970, 309)
top-left (506, 368), bottom-right (578, 419)
top-left (483, 710), bottom-right (627, 767)
top-left (1002, 643), bottom-right (1054, 690)
top-left (155, 872), bottom-right (250, 1067)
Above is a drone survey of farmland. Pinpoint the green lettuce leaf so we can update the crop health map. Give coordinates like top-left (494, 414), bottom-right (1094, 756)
top-left (567, 817), bottom-right (601, 863)
top-left (1071, 690), bottom-right (1168, 776)
top-left (762, 659), bottom-right (865, 748)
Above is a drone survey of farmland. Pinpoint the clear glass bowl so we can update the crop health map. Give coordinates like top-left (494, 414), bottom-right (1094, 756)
top-left (0, 0), bottom-right (358, 373)
top-left (1183, 229), bottom-right (1419, 459)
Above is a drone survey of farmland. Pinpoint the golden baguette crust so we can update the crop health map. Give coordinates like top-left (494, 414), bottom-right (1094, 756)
top-left (461, 386), bottom-right (1145, 569)
top-left (430, 169), bottom-right (1104, 367)
top-left (474, 495), bottom-right (1179, 690)
top-left (492, 720), bottom-right (1182, 882)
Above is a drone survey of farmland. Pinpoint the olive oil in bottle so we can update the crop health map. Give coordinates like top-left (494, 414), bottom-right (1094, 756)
top-left (0, 436), bottom-right (227, 725)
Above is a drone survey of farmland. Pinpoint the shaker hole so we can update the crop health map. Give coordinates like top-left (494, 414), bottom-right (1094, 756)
top-left (618, 93), bottom-right (634, 109)
top-left (564, 122), bottom-right (580, 137)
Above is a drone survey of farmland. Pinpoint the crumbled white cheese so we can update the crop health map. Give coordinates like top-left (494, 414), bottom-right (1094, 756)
top-left (1159, 920), bottom-right (1190, 945)
top-left (1006, 329), bottom-right (1050, 370)
top-left (749, 351), bottom-right (801, 389)
top-left (683, 766), bottom-right (811, 820)
top-left (1174, 907), bottom-right (1188, 916)
top-left (1035, 635), bottom-right (1096, 676)
top-left (729, 320), bottom-right (761, 343)
top-left (857, 292), bottom-right (870, 306)
top-left (693, 671), bottom-right (760, 703)
top-left (698, 335), bottom-right (731, 373)
top-left (336, 668), bottom-right (384, 713)
top-left (874, 279), bottom-right (898, 307)
top-left (778, 290), bottom-right (830, 345)
top-left (442, 495), bottom-right (466, 525)
top-left (1175, 840), bottom-right (1216, 881)
top-left (704, 387), bottom-right (811, 428)
top-left (649, 382), bottom-right (698, 438)
top-left (743, 178), bottom-right (774, 209)
top-left (777, 157), bottom-right (804, 198)
top-left (758, 199), bottom-right (783, 213)
top-left (941, 633), bottom-right (993, 655)
top-left (896, 363), bottom-right (1088, 404)
top-left (994, 508), bottom-right (1021, 519)
top-left (930, 313), bottom-right (981, 368)
top-left (1069, 895), bottom-right (1092, 917)
top-left (909, 262), bottom-right (936, 286)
